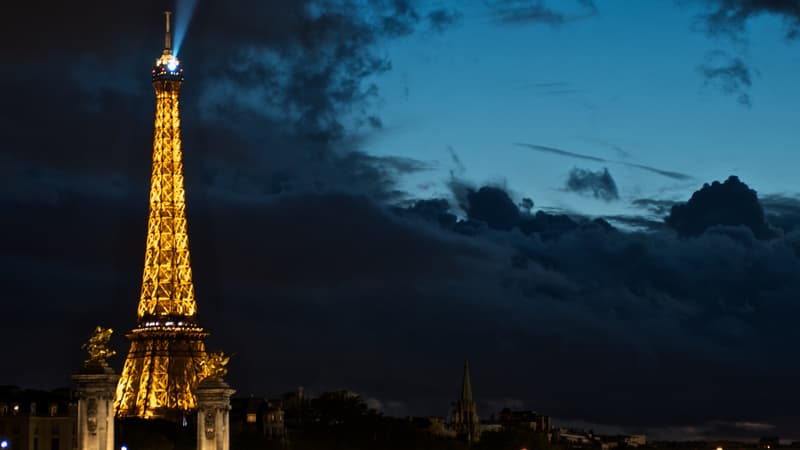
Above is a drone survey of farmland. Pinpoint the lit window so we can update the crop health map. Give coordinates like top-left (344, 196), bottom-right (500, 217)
top-left (49, 404), bottom-right (58, 417)
top-left (246, 413), bottom-right (257, 423)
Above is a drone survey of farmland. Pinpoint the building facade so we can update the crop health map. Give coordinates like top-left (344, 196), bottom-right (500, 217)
top-left (0, 388), bottom-right (75, 450)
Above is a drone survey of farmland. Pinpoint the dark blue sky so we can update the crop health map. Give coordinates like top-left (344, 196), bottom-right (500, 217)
top-left (3, 0), bottom-right (800, 442)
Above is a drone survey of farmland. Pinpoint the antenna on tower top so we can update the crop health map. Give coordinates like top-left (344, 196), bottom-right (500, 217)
top-left (164, 11), bottom-right (173, 51)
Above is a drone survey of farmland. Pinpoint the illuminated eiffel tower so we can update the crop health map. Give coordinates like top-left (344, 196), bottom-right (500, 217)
top-left (115, 11), bottom-right (209, 420)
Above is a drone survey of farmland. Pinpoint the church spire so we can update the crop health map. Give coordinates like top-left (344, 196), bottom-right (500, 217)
top-left (451, 359), bottom-right (480, 443)
top-left (461, 359), bottom-right (473, 402)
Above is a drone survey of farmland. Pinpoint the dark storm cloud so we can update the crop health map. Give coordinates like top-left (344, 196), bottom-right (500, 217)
top-left (8, 0), bottom-right (800, 439)
top-left (606, 198), bottom-right (680, 232)
top-left (0, 0), bottom-right (465, 210)
top-left (0, 0), bottom-right (459, 391)
top-left (449, 183), bottom-right (607, 238)
top-left (8, 162), bottom-right (800, 437)
top-left (761, 194), bottom-right (800, 233)
top-left (666, 175), bottom-right (779, 239)
top-left (487, 0), bottom-right (598, 26)
top-left (699, 51), bottom-right (753, 107)
top-left (463, 186), bottom-right (522, 231)
top-left (402, 179), bottom-right (800, 434)
top-left (517, 142), bottom-right (694, 180)
top-left (565, 167), bottom-right (620, 201)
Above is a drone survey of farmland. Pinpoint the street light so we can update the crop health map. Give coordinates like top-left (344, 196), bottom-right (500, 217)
top-left (1, 439), bottom-right (9, 449)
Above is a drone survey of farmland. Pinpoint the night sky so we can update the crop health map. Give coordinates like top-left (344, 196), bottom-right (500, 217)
top-left (3, 0), bottom-right (800, 442)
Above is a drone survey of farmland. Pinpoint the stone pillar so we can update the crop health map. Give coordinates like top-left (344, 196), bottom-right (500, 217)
top-left (72, 363), bottom-right (119, 450)
top-left (195, 378), bottom-right (235, 450)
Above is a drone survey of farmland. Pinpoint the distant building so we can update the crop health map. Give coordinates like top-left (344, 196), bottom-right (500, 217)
top-left (624, 434), bottom-right (647, 447)
top-left (554, 429), bottom-right (646, 449)
top-left (230, 398), bottom-right (264, 433)
top-left (262, 402), bottom-right (285, 439)
top-left (0, 387), bottom-right (75, 450)
top-left (229, 397), bottom-right (285, 439)
top-left (280, 387), bottom-right (307, 427)
top-left (479, 423), bottom-right (503, 434)
top-left (556, 429), bottom-right (593, 446)
top-left (498, 408), bottom-right (551, 433)
top-left (450, 360), bottom-right (480, 443)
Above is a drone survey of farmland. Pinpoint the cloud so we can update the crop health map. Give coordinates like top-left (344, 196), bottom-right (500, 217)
top-left (517, 143), bottom-right (606, 162)
top-left (689, 1), bottom-right (800, 104)
top-left (9, 178), bottom-right (800, 436)
top-left (427, 8), bottom-right (463, 33)
top-left (632, 198), bottom-right (678, 217)
top-left (447, 145), bottom-right (467, 177)
top-left (761, 194), bottom-right (800, 233)
top-left (463, 186), bottom-right (522, 231)
top-left (565, 167), bottom-right (620, 201)
top-left (516, 143), bottom-right (693, 181)
top-left (602, 214), bottom-right (667, 232)
top-left (0, 0), bottom-right (451, 207)
top-left (699, 51), bottom-right (753, 107)
top-left (696, 0), bottom-right (800, 40)
top-left (486, 0), bottom-right (598, 26)
top-left (665, 175), bottom-right (779, 239)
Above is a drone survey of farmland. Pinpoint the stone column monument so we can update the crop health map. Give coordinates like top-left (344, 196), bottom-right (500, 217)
top-left (196, 353), bottom-right (235, 450)
top-left (72, 327), bottom-right (119, 450)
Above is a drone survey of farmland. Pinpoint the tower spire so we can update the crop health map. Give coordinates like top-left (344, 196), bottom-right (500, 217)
top-left (461, 359), bottom-right (473, 402)
top-left (451, 359), bottom-right (480, 443)
top-left (164, 11), bottom-right (173, 52)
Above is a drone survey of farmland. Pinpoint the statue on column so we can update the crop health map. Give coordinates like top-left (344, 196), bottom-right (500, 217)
top-left (82, 326), bottom-right (116, 370)
top-left (200, 352), bottom-right (230, 381)
top-left (196, 352), bottom-right (235, 450)
top-left (73, 326), bottom-right (119, 450)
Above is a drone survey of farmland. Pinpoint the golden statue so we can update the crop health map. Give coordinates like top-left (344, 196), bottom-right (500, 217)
top-left (82, 326), bottom-right (115, 367)
top-left (201, 352), bottom-right (230, 380)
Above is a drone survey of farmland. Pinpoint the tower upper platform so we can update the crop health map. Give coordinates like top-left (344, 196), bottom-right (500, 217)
top-left (152, 11), bottom-right (183, 82)
top-left (153, 51), bottom-right (183, 82)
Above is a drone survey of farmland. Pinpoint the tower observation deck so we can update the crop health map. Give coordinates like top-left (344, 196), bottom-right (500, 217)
top-left (115, 11), bottom-right (209, 420)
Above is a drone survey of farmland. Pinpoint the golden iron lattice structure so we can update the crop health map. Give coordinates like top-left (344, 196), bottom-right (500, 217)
top-left (115, 11), bottom-right (210, 420)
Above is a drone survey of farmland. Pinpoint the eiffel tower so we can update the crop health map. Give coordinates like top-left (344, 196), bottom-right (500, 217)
top-left (115, 11), bottom-right (209, 420)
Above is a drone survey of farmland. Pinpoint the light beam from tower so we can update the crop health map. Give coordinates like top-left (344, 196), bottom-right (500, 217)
top-left (115, 11), bottom-right (209, 421)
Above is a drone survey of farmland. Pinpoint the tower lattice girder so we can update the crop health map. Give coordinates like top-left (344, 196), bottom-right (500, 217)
top-left (139, 83), bottom-right (197, 319)
top-left (115, 13), bottom-right (209, 421)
